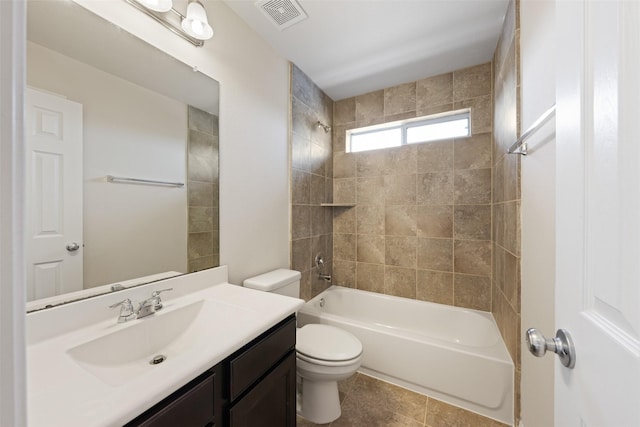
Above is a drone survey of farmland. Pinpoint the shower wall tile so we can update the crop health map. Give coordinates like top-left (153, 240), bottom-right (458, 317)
top-left (334, 233), bottom-right (356, 261)
top-left (330, 62), bottom-right (493, 311)
top-left (454, 132), bottom-right (492, 170)
top-left (292, 169), bottom-right (311, 205)
top-left (417, 172), bottom-right (454, 205)
top-left (355, 90), bottom-right (384, 121)
top-left (384, 145), bottom-right (417, 175)
top-left (356, 263), bottom-right (385, 293)
top-left (188, 207), bottom-right (214, 233)
top-left (455, 95), bottom-right (492, 134)
top-left (356, 150), bottom-right (386, 177)
top-left (416, 270), bottom-right (454, 305)
top-left (356, 176), bottom-right (385, 205)
top-left (384, 82), bottom-right (416, 116)
top-left (333, 207), bottom-right (357, 234)
top-left (334, 97), bottom-right (356, 125)
top-left (417, 205), bottom-right (453, 238)
top-left (357, 234), bottom-right (385, 264)
top-left (291, 67), bottom-right (334, 300)
top-left (454, 168), bottom-right (492, 204)
top-left (384, 174), bottom-right (417, 205)
top-left (188, 105), bottom-right (215, 134)
top-left (417, 103), bottom-right (455, 118)
top-left (454, 204), bottom-right (492, 240)
top-left (333, 260), bottom-right (356, 287)
top-left (454, 273), bottom-right (491, 311)
top-left (385, 205), bottom-right (417, 237)
top-left (356, 205), bottom-right (385, 235)
top-left (292, 238), bottom-right (312, 273)
top-left (385, 236), bottom-right (417, 268)
top-left (417, 238), bottom-right (453, 272)
top-left (187, 107), bottom-right (219, 272)
top-left (309, 173), bottom-right (326, 205)
top-left (417, 140), bottom-right (454, 173)
top-left (334, 178), bottom-right (356, 204)
top-left (454, 239), bottom-right (492, 276)
top-left (454, 63), bottom-right (493, 101)
top-left (333, 151), bottom-right (356, 179)
top-left (384, 266), bottom-right (417, 299)
top-left (492, 1), bottom-right (521, 423)
top-left (416, 72), bottom-right (453, 109)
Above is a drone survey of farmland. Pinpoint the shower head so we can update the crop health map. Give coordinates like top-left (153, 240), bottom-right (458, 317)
top-left (316, 121), bottom-right (331, 133)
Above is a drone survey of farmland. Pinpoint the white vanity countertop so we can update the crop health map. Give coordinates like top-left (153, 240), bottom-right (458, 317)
top-left (26, 268), bottom-right (304, 427)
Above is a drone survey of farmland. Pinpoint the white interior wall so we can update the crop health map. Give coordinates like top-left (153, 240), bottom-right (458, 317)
top-left (0, 1), bottom-right (27, 425)
top-left (27, 42), bottom-right (188, 289)
top-left (520, 1), bottom-right (556, 426)
top-left (72, 0), bottom-right (291, 285)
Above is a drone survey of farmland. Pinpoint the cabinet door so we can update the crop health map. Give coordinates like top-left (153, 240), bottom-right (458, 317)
top-left (229, 352), bottom-right (296, 427)
top-left (125, 368), bottom-right (219, 427)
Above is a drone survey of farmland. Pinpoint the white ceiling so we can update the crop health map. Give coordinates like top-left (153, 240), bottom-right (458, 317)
top-left (222, 0), bottom-right (509, 100)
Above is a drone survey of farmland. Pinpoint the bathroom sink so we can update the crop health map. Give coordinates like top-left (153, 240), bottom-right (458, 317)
top-left (67, 299), bottom-right (248, 386)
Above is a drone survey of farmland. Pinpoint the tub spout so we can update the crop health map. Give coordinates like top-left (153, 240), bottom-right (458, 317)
top-left (319, 274), bottom-right (332, 282)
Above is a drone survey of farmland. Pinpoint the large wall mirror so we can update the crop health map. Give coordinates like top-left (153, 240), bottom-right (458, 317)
top-left (26, 0), bottom-right (220, 311)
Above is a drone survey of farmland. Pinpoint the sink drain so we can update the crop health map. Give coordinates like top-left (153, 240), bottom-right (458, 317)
top-left (150, 354), bottom-right (167, 365)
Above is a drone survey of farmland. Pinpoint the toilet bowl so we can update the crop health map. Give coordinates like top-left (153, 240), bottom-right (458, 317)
top-left (243, 269), bottom-right (363, 424)
top-left (296, 324), bottom-right (362, 424)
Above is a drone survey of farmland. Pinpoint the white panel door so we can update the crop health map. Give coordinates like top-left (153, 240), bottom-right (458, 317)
top-left (555, 0), bottom-right (640, 425)
top-left (25, 88), bottom-right (83, 301)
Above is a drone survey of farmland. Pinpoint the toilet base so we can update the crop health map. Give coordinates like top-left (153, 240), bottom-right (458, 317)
top-left (297, 376), bottom-right (341, 424)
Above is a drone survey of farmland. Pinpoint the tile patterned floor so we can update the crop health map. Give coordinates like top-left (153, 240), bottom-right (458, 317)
top-left (296, 373), bottom-right (510, 427)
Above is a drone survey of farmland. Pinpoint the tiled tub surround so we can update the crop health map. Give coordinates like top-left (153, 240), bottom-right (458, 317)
top-left (332, 62), bottom-right (494, 311)
top-left (187, 106), bottom-right (220, 272)
top-left (291, 65), bottom-right (335, 301)
top-left (298, 286), bottom-right (514, 424)
top-left (492, 0), bottom-right (522, 423)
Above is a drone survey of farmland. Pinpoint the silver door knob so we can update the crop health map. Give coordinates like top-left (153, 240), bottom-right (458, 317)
top-left (66, 242), bottom-right (80, 252)
top-left (526, 328), bottom-right (576, 369)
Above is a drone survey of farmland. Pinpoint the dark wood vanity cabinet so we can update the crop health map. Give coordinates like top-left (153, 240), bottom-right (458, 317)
top-left (125, 315), bottom-right (296, 427)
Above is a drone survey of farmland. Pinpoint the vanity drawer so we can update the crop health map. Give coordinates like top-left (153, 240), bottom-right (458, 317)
top-left (125, 369), bottom-right (217, 427)
top-left (229, 315), bottom-right (296, 401)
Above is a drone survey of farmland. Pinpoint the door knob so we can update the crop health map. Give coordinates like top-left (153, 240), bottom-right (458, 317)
top-left (526, 328), bottom-right (576, 369)
top-left (66, 242), bottom-right (80, 252)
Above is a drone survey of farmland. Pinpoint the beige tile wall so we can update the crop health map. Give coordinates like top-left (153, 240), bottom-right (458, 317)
top-left (492, 0), bottom-right (521, 423)
top-left (332, 63), bottom-right (494, 310)
top-left (187, 106), bottom-right (220, 272)
top-left (290, 65), bottom-right (334, 301)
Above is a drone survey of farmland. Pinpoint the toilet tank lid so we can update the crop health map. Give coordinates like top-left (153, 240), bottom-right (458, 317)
top-left (243, 269), bottom-right (302, 291)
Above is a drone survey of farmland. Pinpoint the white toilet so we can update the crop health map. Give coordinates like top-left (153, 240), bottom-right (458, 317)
top-left (243, 269), bottom-right (362, 424)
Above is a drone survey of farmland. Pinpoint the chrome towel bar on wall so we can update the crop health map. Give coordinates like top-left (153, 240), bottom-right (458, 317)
top-left (508, 104), bottom-right (556, 155)
top-left (106, 175), bottom-right (184, 187)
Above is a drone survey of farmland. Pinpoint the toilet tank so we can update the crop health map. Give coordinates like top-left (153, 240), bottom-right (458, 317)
top-left (243, 269), bottom-right (301, 298)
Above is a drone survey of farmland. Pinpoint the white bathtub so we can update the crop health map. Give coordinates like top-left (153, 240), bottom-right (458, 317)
top-left (296, 286), bottom-right (514, 425)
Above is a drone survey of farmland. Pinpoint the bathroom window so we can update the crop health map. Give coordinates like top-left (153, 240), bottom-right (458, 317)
top-left (346, 109), bottom-right (471, 153)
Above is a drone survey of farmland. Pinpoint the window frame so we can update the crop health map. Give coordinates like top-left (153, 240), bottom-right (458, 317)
top-left (345, 109), bottom-right (471, 153)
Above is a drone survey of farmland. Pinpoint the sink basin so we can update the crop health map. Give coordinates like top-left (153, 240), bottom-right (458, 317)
top-left (67, 299), bottom-right (249, 386)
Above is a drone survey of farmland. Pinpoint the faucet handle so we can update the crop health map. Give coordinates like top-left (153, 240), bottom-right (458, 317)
top-left (151, 288), bottom-right (173, 310)
top-left (151, 288), bottom-right (173, 297)
top-left (109, 298), bottom-right (136, 323)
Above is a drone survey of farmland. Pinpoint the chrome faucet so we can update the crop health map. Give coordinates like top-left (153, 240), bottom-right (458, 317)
top-left (109, 298), bottom-right (137, 323)
top-left (314, 253), bottom-right (332, 283)
top-left (108, 288), bottom-right (173, 323)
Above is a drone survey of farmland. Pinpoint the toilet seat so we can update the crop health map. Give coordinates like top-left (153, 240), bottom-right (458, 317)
top-left (296, 324), bottom-right (362, 364)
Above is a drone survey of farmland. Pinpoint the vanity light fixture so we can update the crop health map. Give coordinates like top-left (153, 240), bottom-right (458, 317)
top-left (126, 0), bottom-right (213, 47)
top-left (134, 0), bottom-right (173, 12)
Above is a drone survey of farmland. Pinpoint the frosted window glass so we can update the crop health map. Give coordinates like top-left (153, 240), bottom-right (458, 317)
top-left (406, 118), bottom-right (470, 144)
top-left (350, 128), bottom-right (401, 152)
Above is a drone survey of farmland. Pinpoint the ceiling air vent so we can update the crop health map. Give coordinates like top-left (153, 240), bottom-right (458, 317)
top-left (256, 0), bottom-right (308, 30)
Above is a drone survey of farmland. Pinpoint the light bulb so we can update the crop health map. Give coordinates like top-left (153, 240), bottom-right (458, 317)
top-left (181, 1), bottom-right (213, 40)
